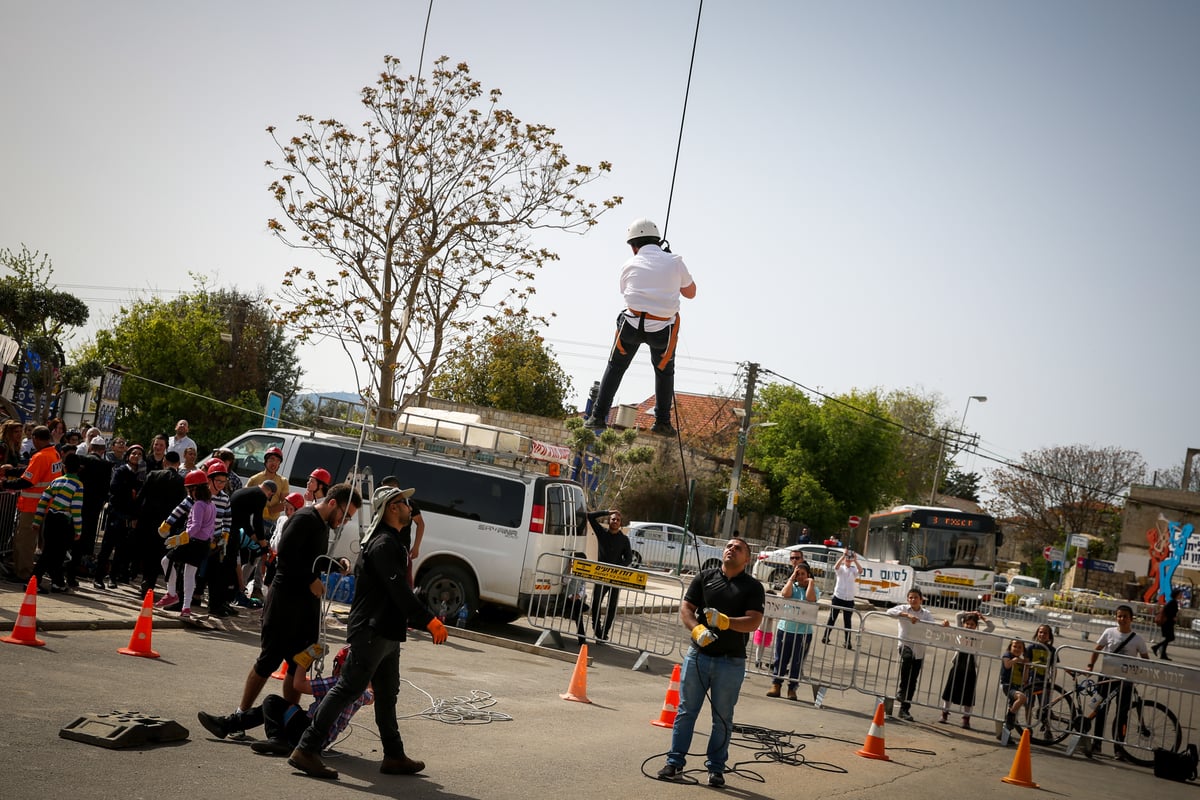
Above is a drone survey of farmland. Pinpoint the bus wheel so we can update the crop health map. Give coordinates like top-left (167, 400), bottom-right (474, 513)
top-left (419, 564), bottom-right (479, 621)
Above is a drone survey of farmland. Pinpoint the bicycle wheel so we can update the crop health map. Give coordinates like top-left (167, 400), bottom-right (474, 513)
top-left (1114, 699), bottom-right (1182, 766)
top-left (1031, 685), bottom-right (1077, 746)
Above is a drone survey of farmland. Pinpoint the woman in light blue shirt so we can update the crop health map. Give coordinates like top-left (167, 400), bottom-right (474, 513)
top-left (766, 556), bottom-right (818, 701)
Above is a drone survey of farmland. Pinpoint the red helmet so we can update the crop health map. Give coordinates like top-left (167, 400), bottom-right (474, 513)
top-left (309, 468), bottom-right (332, 486)
top-left (184, 469), bottom-right (209, 487)
top-left (205, 460), bottom-right (228, 477)
top-left (284, 492), bottom-right (305, 511)
top-left (332, 645), bottom-right (350, 677)
top-left (264, 446), bottom-right (284, 462)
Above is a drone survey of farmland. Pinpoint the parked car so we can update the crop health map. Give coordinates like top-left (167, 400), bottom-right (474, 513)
top-left (626, 522), bottom-right (724, 572)
top-left (752, 544), bottom-right (848, 587)
top-left (1006, 575), bottom-right (1041, 596)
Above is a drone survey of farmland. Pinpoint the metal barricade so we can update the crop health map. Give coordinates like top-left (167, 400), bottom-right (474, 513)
top-left (0, 490), bottom-right (18, 571)
top-left (1042, 643), bottom-right (1198, 762)
top-left (525, 552), bottom-right (686, 670)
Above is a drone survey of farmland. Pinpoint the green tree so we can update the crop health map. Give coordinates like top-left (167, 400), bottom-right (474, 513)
top-left (563, 418), bottom-right (655, 510)
top-left (77, 284), bottom-right (303, 450)
top-left (0, 245), bottom-right (90, 420)
top-left (749, 384), bottom-right (905, 535)
top-left (429, 317), bottom-right (571, 416)
top-left (882, 388), bottom-right (947, 502)
top-left (266, 55), bottom-right (620, 422)
top-left (941, 467), bottom-right (982, 502)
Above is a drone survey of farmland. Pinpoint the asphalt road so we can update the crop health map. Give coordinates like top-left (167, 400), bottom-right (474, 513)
top-left (0, 612), bottom-right (1184, 800)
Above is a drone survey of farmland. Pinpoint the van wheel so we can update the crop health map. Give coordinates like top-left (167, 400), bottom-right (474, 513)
top-left (630, 551), bottom-right (642, 568)
top-left (702, 558), bottom-right (721, 571)
top-left (770, 567), bottom-right (790, 586)
top-left (419, 564), bottom-right (478, 622)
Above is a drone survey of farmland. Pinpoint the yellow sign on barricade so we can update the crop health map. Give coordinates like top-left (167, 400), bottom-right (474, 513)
top-left (570, 560), bottom-right (648, 590)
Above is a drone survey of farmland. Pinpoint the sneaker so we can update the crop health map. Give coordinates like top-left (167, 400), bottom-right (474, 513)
top-left (939, 712), bottom-right (950, 723)
top-left (232, 594), bottom-right (257, 608)
top-left (50, 582), bottom-right (69, 594)
top-left (650, 421), bottom-right (677, 436)
top-left (107, 577), bottom-right (118, 589)
top-left (708, 772), bottom-right (725, 788)
top-left (898, 709), bottom-right (914, 722)
top-left (93, 579), bottom-right (106, 590)
top-left (380, 755), bottom-right (425, 775)
top-left (197, 711), bottom-right (232, 740)
top-left (180, 607), bottom-right (193, 619)
top-left (844, 642), bottom-right (854, 651)
top-left (155, 594), bottom-right (179, 609)
top-left (288, 748), bottom-right (339, 780)
top-left (250, 738), bottom-right (292, 756)
top-left (656, 763), bottom-right (683, 782)
top-left (209, 606), bottom-right (234, 618)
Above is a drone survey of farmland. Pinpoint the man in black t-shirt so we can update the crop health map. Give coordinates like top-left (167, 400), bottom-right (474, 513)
top-left (658, 537), bottom-right (764, 788)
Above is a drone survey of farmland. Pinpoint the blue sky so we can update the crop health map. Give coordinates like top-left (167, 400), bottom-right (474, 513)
top-left (2, 1), bottom-right (1197, 485)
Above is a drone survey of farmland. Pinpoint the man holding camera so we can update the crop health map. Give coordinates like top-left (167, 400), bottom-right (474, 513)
top-left (821, 550), bottom-right (861, 649)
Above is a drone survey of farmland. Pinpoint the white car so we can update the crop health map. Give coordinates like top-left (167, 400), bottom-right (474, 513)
top-left (626, 522), bottom-right (724, 573)
top-left (752, 544), bottom-right (848, 587)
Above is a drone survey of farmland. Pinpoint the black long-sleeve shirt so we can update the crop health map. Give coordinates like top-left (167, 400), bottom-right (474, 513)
top-left (586, 510), bottom-right (632, 566)
top-left (348, 524), bottom-right (435, 642)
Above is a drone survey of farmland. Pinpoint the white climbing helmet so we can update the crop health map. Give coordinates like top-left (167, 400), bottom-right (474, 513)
top-left (625, 218), bottom-right (661, 244)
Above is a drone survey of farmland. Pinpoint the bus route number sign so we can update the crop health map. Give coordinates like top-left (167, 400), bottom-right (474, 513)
top-left (926, 514), bottom-right (983, 530)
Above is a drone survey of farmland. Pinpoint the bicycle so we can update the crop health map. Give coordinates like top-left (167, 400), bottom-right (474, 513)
top-left (1037, 668), bottom-right (1182, 766)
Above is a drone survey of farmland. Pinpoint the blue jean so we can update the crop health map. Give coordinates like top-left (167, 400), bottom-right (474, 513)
top-left (668, 647), bottom-right (746, 774)
top-left (771, 630), bottom-right (811, 690)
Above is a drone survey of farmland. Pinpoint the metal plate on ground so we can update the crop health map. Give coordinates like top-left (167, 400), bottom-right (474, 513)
top-left (59, 710), bottom-right (189, 749)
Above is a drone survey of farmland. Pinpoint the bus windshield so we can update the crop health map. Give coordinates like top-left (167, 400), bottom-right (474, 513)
top-left (860, 506), bottom-right (998, 570)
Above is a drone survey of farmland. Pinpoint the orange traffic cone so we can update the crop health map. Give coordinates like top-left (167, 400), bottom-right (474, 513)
top-left (560, 645), bottom-right (591, 703)
top-left (652, 664), bottom-right (682, 728)
top-left (271, 660), bottom-right (288, 680)
top-left (118, 590), bottom-right (161, 658)
top-left (856, 701), bottom-right (891, 761)
top-left (1000, 728), bottom-right (1039, 788)
top-left (1, 577), bottom-right (46, 647)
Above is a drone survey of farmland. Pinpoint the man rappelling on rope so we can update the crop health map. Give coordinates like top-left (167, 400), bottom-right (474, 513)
top-left (582, 218), bottom-right (697, 436)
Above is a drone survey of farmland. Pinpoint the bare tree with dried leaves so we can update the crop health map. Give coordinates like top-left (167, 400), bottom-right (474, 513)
top-left (266, 55), bottom-right (620, 420)
top-left (988, 444), bottom-right (1146, 556)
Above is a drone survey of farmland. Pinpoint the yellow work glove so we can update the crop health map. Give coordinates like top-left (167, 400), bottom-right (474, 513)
top-left (426, 617), bottom-right (448, 644)
top-left (691, 624), bottom-right (718, 647)
top-left (702, 607), bottom-right (731, 630)
top-left (158, 522), bottom-right (171, 537)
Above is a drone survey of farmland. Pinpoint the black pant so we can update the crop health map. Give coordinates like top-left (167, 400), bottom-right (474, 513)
top-left (591, 584), bottom-right (620, 638)
top-left (1091, 678), bottom-right (1134, 747)
top-left (897, 647), bottom-right (923, 713)
top-left (823, 596), bottom-right (854, 644)
top-left (96, 516), bottom-right (132, 580)
top-left (592, 313), bottom-right (678, 425)
top-left (297, 628), bottom-right (405, 759)
top-left (34, 511), bottom-right (73, 585)
top-left (263, 694), bottom-right (311, 745)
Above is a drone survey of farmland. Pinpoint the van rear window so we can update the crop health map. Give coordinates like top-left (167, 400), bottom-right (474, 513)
top-left (294, 442), bottom-right (524, 528)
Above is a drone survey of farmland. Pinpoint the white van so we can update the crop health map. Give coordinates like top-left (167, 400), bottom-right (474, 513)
top-left (1006, 575), bottom-right (1041, 596)
top-left (220, 426), bottom-right (586, 620)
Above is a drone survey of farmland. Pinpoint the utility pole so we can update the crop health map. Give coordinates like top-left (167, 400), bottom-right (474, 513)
top-left (722, 362), bottom-right (758, 538)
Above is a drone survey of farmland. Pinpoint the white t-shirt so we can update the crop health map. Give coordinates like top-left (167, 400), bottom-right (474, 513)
top-left (1095, 626), bottom-right (1150, 659)
top-left (832, 562), bottom-right (860, 601)
top-left (619, 244), bottom-right (693, 333)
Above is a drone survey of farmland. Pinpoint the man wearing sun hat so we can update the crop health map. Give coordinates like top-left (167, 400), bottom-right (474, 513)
top-left (288, 485), bottom-right (448, 780)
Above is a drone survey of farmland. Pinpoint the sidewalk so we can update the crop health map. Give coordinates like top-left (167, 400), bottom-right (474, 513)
top-left (0, 577), bottom-right (284, 634)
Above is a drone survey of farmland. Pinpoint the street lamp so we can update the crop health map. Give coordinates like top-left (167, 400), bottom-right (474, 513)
top-left (722, 416), bottom-right (777, 538)
top-left (929, 395), bottom-right (987, 504)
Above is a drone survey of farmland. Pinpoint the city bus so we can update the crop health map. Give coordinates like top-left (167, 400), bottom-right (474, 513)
top-left (851, 504), bottom-right (1003, 608)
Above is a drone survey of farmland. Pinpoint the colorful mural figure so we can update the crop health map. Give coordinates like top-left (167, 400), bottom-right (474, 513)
top-left (1144, 515), bottom-right (1171, 603)
top-left (1150, 515), bottom-right (1195, 603)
